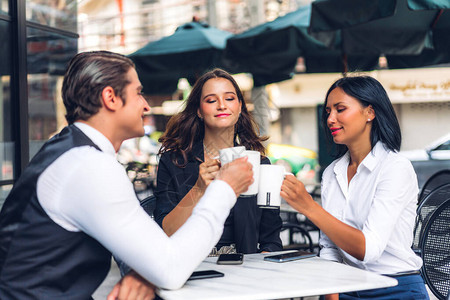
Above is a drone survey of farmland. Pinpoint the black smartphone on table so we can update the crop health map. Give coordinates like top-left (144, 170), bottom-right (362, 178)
top-left (216, 253), bottom-right (244, 265)
top-left (264, 250), bottom-right (316, 263)
top-left (188, 270), bottom-right (224, 281)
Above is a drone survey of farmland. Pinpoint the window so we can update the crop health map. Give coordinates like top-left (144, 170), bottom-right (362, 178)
top-left (0, 0), bottom-right (78, 208)
top-left (26, 0), bottom-right (77, 32)
top-left (0, 20), bottom-right (14, 188)
top-left (0, 0), bottom-right (8, 15)
top-left (27, 27), bottom-right (77, 157)
top-left (435, 140), bottom-right (450, 151)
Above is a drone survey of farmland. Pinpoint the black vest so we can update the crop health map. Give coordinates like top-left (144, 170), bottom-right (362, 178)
top-left (0, 125), bottom-right (111, 299)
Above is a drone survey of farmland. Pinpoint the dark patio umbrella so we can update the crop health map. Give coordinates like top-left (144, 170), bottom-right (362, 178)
top-left (224, 5), bottom-right (379, 87)
top-left (387, 2), bottom-right (450, 68)
top-left (129, 21), bottom-right (233, 95)
top-left (224, 8), bottom-right (305, 86)
top-left (309, 0), bottom-right (450, 62)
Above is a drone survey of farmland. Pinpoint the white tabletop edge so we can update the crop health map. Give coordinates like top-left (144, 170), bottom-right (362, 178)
top-left (157, 253), bottom-right (398, 300)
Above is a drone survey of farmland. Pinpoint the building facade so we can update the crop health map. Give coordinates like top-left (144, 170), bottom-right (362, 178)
top-left (0, 0), bottom-right (307, 208)
top-left (2, 0), bottom-right (448, 207)
top-left (0, 0), bottom-right (78, 206)
top-left (271, 68), bottom-right (450, 153)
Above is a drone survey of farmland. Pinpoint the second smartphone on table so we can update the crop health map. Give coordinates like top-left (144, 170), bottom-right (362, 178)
top-left (216, 253), bottom-right (244, 265)
top-left (264, 250), bottom-right (316, 263)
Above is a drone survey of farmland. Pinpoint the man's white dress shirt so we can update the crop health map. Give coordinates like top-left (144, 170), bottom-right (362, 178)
top-left (37, 122), bottom-right (237, 289)
top-left (319, 142), bottom-right (423, 274)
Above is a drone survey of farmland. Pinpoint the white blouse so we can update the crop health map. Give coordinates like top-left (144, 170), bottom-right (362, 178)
top-left (319, 142), bottom-right (423, 274)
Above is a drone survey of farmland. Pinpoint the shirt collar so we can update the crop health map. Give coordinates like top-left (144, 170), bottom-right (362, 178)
top-left (74, 122), bottom-right (116, 157)
top-left (334, 151), bottom-right (350, 176)
top-left (360, 142), bottom-right (388, 172)
top-left (334, 141), bottom-right (389, 175)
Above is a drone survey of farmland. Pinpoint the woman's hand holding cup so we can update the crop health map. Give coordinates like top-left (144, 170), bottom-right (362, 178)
top-left (195, 159), bottom-right (220, 193)
top-left (281, 175), bottom-right (316, 214)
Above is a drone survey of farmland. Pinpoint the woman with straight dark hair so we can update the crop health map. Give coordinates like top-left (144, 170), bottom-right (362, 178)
top-left (154, 68), bottom-right (282, 254)
top-left (281, 76), bottom-right (428, 299)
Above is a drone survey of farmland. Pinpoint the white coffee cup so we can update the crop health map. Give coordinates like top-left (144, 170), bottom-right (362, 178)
top-left (219, 146), bottom-right (246, 165)
top-left (257, 165), bottom-right (286, 208)
top-left (241, 150), bottom-right (261, 196)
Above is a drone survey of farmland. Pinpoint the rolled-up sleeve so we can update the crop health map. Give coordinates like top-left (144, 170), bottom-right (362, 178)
top-left (319, 231), bottom-right (342, 262)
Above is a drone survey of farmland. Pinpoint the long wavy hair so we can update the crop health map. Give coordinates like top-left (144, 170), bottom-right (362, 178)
top-left (321, 75), bottom-right (401, 158)
top-left (159, 68), bottom-right (267, 166)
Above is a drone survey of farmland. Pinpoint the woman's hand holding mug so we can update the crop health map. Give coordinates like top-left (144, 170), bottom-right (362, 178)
top-left (195, 159), bottom-right (220, 193)
top-left (281, 175), bottom-right (316, 214)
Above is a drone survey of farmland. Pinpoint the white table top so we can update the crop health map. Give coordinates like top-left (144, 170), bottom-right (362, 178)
top-left (157, 252), bottom-right (397, 300)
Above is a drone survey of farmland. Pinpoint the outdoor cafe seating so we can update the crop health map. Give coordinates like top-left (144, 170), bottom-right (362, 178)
top-left (280, 184), bottom-right (321, 253)
top-left (413, 180), bottom-right (450, 254)
top-left (418, 169), bottom-right (450, 204)
top-left (133, 167), bottom-right (450, 299)
top-left (419, 199), bottom-right (450, 300)
top-left (140, 194), bottom-right (157, 219)
top-left (411, 169), bottom-right (450, 300)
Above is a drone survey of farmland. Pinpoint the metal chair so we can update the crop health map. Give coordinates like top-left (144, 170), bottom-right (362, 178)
top-left (140, 194), bottom-right (156, 218)
top-left (419, 199), bottom-right (450, 300)
top-left (280, 187), bottom-right (321, 253)
top-left (413, 183), bottom-right (450, 254)
top-left (281, 222), bottom-right (314, 252)
top-left (418, 169), bottom-right (450, 204)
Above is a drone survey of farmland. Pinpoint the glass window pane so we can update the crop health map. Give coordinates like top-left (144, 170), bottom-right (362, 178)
top-left (0, 0), bottom-right (8, 15)
top-left (26, 0), bottom-right (77, 33)
top-left (1, 20), bottom-right (14, 182)
top-left (27, 27), bottom-right (77, 159)
top-left (0, 184), bottom-right (13, 208)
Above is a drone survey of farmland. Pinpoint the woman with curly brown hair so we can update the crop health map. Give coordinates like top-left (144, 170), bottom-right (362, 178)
top-left (154, 68), bottom-right (282, 254)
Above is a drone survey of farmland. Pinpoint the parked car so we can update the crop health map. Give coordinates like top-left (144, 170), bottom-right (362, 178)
top-left (266, 143), bottom-right (319, 186)
top-left (400, 133), bottom-right (450, 190)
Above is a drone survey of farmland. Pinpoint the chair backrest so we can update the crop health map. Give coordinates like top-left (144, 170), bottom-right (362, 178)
top-left (280, 222), bottom-right (314, 252)
top-left (413, 183), bottom-right (450, 251)
top-left (419, 169), bottom-right (450, 204)
top-left (420, 199), bottom-right (450, 300)
top-left (140, 194), bottom-right (156, 218)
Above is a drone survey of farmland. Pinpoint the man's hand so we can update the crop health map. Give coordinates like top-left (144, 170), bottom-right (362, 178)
top-left (107, 270), bottom-right (156, 300)
top-left (216, 156), bottom-right (253, 197)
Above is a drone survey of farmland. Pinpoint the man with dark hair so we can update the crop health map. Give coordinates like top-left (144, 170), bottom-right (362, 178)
top-left (0, 51), bottom-right (253, 299)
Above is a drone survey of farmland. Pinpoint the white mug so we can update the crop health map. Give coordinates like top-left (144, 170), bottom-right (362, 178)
top-left (257, 165), bottom-right (286, 208)
top-left (219, 146), bottom-right (246, 165)
top-left (241, 150), bottom-right (261, 196)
